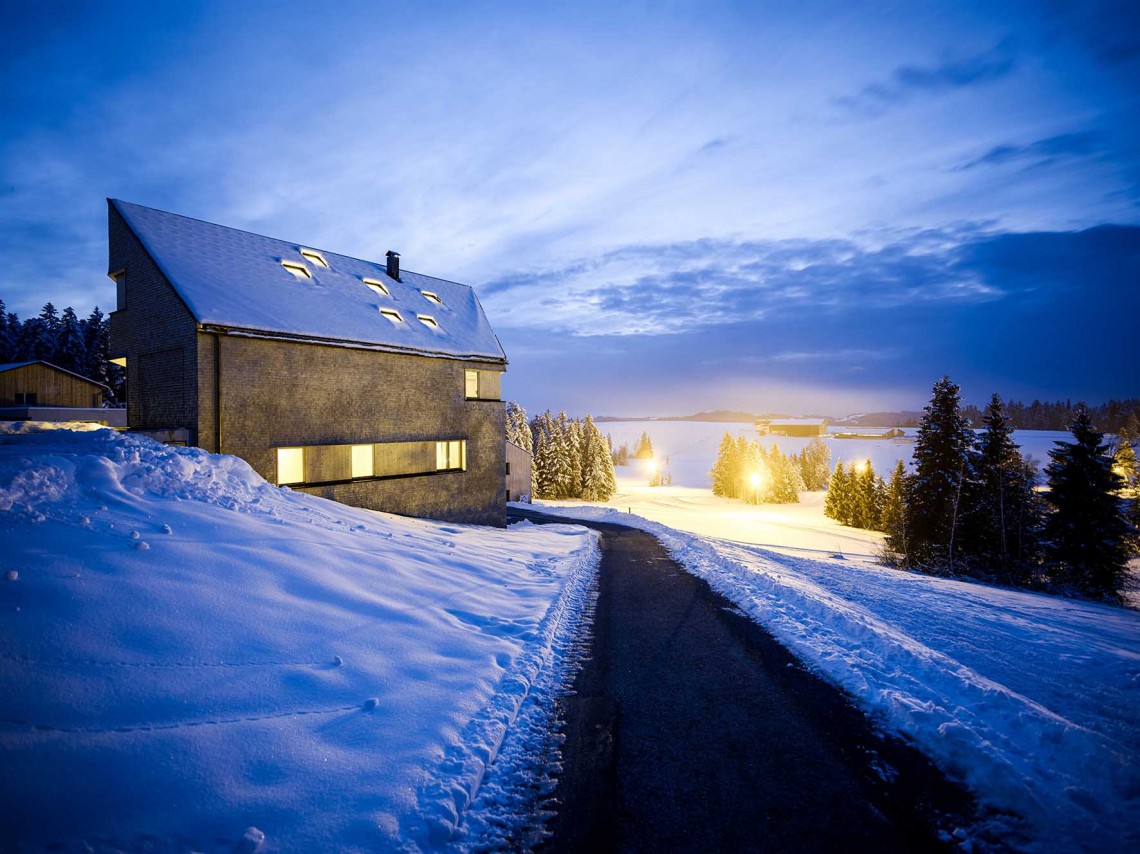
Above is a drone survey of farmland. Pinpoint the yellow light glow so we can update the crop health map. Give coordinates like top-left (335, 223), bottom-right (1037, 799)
top-left (421, 290), bottom-right (443, 305)
top-left (379, 308), bottom-right (403, 324)
top-left (109, 356), bottom-right (127, 367)
top-left (749, 472), bottom-right (761, 488)
top-left (351, 445), bottom-right (373, 479)
top-left (417, 314), bottom-right (440, 329)
top-left (281, 260), bottom-right (311, 280)
top-left (276, 447), bottom-right (304, 485)
top-left (363, 277), bottom-right (389, 295)
top-left (299, 248), bottom-right (329, 269)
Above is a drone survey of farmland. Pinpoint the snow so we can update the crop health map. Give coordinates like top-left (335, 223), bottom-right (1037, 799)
top-left (524, 501), bottom-right (1140, 851)
top-left (111, 200), bottom-right (506, 362)
top-left (0, 422), bottom-right (599, 851)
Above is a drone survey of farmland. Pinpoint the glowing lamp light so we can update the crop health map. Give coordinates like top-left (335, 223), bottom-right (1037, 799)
top-left (749, 472), bottom-right (761, 489)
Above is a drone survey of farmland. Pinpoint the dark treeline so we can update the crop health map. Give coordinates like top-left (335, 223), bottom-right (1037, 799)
top-left (875, 377), bottom-right (1138, 603)
top-left (0, 298), bottom-right (124, 405)
top-left (506, 402), bottom-right (617, 501)
top-left (961, 398), bottom-right (1140, 433)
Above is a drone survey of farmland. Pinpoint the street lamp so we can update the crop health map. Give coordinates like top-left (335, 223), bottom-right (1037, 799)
top-left (749, 471), bottom-right (761, 505)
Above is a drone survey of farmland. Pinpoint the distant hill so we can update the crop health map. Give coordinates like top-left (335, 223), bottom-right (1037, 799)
top-left (595, 410), bottom-right (923, 426)
top-left (596, 410), bottom-right (758, 423)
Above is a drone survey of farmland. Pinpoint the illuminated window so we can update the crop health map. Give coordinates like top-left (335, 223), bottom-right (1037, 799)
top-left (277, 448), bottom-right (304, 484)
top-left (299, 248), bottom-right (329, 268)
top-left (435, 439), bottom-right (466, 471)
top-left (281, 260), bottom-right (311, 280)
top-left (421, 290), bottom-right (442, 305)
top-left (351, 444), bottom-right (374, 478)
top-left (465, 370), bottom-right (479, 398)
top-left (417, 314), bottom-right (439, 329)
top-left (380, 308), bottom-right (403, 324)
top-left (363, 277), bottom-right (389, 296)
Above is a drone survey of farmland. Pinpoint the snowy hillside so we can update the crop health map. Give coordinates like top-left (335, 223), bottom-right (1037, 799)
top-left (530, 502), bottom-right (1140, 853)
top-left (0, 424), bottom-right (599, 852)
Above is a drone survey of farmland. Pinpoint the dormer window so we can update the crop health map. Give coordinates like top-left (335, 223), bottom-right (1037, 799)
top-left (417, 314), bottom-right (439, 329)
top-left (380, 308), bottom-right (403, 324)
top-left (281, 260), bottom-right (312, 280)
top-left (421, 290), bottom-right (443, 305)
top-left (363, 277), bottom-right (389, 297)
top-left (299, 249), bottom-right (329, 269)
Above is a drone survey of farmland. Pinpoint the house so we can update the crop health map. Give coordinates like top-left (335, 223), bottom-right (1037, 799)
top-left (505, 440), bottom-right (532, 503)
top-left (107, 200), bottom-right (508, 525)
top-left (0, 361), bottom-right (124, 427)
top-left (756, 418), bottom-right (828, 438)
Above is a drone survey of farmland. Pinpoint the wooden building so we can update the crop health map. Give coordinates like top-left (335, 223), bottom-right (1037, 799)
top-left (108, 200), bottom-right (509, 525)
top-left (0, 361), bottom-right (124, 426)
top-left (756, 418), bottom-right (829, 438)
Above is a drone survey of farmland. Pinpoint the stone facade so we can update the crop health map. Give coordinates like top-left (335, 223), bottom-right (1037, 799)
top-left (108, 201), bottom-right (508, 526)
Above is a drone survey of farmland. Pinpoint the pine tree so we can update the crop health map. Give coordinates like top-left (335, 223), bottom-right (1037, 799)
top-left (505, 401), bottom-right (532, 453)
top-left (551, 412), bottom-right (576, 498)
top-left (710, 433), bottom-right (740, 497)
top-left (16, 316), bottom-right (46, 361)
top-left (634, 432), bottom-right (655, 460)
top-left (530, 411), bottom-right (560, 499)
top-left (0, 300), bottom-right (15, 362)
top-left (905, 376), bottom-right (975, 571)
top-left (1043, 407), bottom-right (1131, 600)
top-left (37, 302), bottom-right (61, 359)
top-left (882, 461), bottom-right (909, 555)
top-left (964, 394), bottom-right (1043, 582)
top-left (852, 462), bottom-right (880, 529)
top-left (825, 459), bottom-right (850, 524)
top-left (799, 436), bottom-right (832, 491)
top-left (763, 443), bottom-right (803, 504)
top-left (1113, 427), bottom-right (1137, 492)
top-left (567, 417), bottom-right (584, 496)
top-left (55, 307), bottom-right (86, 375)
top-left (581, 415), bottom-right (617, 500)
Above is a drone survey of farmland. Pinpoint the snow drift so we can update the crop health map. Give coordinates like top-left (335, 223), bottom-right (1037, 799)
top-left (0, 424), bottom-right (599, 851)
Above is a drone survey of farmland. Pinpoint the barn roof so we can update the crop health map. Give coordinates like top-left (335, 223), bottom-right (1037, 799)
top-left (0, 361), bottom-right (106, 387)
top-left (110, 200), bottom-right (507, 363)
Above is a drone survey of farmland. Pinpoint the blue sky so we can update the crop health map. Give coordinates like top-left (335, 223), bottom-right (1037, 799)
top-left (1, 0), bottom-right (1137, 416)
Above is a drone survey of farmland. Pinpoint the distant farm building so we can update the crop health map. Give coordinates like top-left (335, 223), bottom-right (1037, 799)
top-left (756, 418), bottom-right (828, 438)
top-left (107, 199), bottom-right (508, 525)
top-left (0, 361), bottom-right (124, 427)
top-left (505, 440), bottom-right (532, 503)
top-left (832, 427), bottom-right (906, 440)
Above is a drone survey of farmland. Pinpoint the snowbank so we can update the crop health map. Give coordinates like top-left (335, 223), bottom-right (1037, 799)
top-left (0, 423), bottom-right (600, 851)
top-left (527, 502), bottom-right (1140, 853)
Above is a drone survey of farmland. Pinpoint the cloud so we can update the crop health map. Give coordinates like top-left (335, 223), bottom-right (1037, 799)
top-left (491, 225), bottom-right (1140, 415)
top-left (834, 42), bottom-right (1016, 116)
top-left (955, 131), bottom-right (1103, 171)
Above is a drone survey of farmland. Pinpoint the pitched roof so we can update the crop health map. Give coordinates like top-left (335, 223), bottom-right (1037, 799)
top-left (0, 361), bottom-right (107, 387)
top-left (110, 200), bottom-right (506, 363)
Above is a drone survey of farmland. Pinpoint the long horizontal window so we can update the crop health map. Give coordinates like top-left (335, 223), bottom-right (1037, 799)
top-left (274, 439), bottom-right (467, 486)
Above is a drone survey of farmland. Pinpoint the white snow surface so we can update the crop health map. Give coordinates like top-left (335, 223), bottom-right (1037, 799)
top-left (112, 200), bottom-right (506, 361)
top-left (526, 501), bottom-right (1140, 853)
top-left (0, 423), bottom-right (599, 851)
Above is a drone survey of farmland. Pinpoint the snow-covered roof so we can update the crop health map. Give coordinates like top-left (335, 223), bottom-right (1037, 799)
top-left (0, 362), bottom-right (37, 373)
top-left (110, 200), bottom-right (506, 363)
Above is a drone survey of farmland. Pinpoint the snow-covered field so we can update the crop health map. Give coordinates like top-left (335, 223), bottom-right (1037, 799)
top-left (529, 501), bottom-right (1140, 853)
top-left (600, 419), bottom-right (1071, 490)
top-left (0, 423), bottom-right (600, 852)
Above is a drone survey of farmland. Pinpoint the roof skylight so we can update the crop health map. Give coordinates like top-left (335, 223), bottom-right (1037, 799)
top-left (299, 248), bottom-right (329, 268)
top-left (417, 314), bottom-right (440, 329)
top-left (281, 260), bottom-right (312, 280)
top-left (363, 277), bottom-right (389, 296)
top-left (379, 308), bottom-right (404, 324)
top-left (420, 290), bottom-right (443, 305)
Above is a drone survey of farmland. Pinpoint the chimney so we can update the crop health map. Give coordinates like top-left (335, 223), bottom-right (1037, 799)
top-left (385, 250), bottom-right (401, 282)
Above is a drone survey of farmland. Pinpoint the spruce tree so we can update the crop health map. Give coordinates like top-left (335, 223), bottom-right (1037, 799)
top-left (55, 307), bottom-right (86, 375)
top-left (634, 432), bottom-right (654, 460)
top-left (825, 460), bottom-right (849, 524)
top-left (505, 401), bottom-right (532, 453)
top-left (0, 300), bottom-right (14, 362)
top-left (552, 412), bottom-right (576, 498)
top-left (799, 436), bottom-right (832, 491)
top-left (1043, 407), bottom-right (1131, 600)
top-left (530, 412), bottom-right (560, 499)
top-left (710, 433), bottom-right (739, 497)
top-left (1113, 427), bottom-right (1138, 492)
top-left (581, 416), bottom-right (616, 501)
top-left (905, 376), bottom-right (975, 571)
top-left (882, 461), bottom-right (909, 555)
top-left (965, 394), bottom-right (1043, 582)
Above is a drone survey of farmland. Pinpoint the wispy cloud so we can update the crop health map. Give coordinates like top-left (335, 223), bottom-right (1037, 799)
top-left (834, 41), bottom-right (1016, 117)
top-left (955, 131), bottom-right (1102, 171)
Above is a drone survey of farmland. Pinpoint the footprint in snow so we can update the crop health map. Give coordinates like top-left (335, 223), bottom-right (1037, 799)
top-left (134, 541), bottom-right (150, 551)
